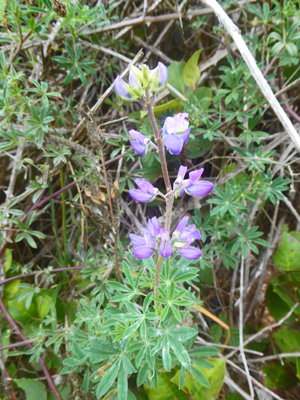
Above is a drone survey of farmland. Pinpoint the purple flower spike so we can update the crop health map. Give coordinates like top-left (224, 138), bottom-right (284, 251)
top-left (159, 229), bottom-right (172, 259)
top-left (173, 166), bottom-right (214, 198)
top-left (129, 178), bottom-right (158, 203)
top-left (150, 62), bottom-right (168, 93)
top-left (114, 76), bottom-right (135, 101)
top-left (163, 113), bottom-right (191, 155)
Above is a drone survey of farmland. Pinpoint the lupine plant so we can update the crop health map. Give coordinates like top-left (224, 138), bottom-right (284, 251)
top-left (60, 62), bottom-right (220, 399)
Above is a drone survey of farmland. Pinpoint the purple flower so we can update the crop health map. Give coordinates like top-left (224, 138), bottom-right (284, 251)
top-left (114, 71), bottom-right (143, 101)
top-left (173, 216), bottom-right (202, 260)
top-left (173, 166), bottom-right (214, 198)
top-left (129, 178), bottom-right (158, 203)
top-left (129, 217), bottom-right (172, 259)
top-left (163, 113), bottom-right (191, 155)
top-left (129, 129), bottom-right (157, 156)
top-left (159, 229), bottom-right (172, 259)
top-left (150, 62), bottom-right (168, 93)
top-left (147, 217), bottom-right (161, 237)
top-left (130, 217), bottom-right (173, 259)
top-left (130, 228), bottom-right (156, 259)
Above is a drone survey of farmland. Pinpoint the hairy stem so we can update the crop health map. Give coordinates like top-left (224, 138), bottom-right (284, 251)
top-left (154, 255), bottom-right (163, 300)
top-left (145, 89), bottom-right (173, 231)
top-left (145, 89), bottom-right (173, 299)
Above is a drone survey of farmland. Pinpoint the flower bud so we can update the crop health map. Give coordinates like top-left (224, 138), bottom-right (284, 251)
top-left (128, 70), bottom-right (143, 97)
top-left (114, 76), bottom-right (140, 101)
top-left (150, 62), bottom-right (168, 93)
top-left (141, 65), bottom-right (151, 89)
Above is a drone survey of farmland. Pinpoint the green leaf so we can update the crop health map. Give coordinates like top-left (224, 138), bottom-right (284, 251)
top-left (118, 364), bottom-right (128, 400)
top-left (153, 99), bottom-right (184, 117)
top-left (143, 292), bottom-right (153, 313)
top-left (8, 297), bottom-right (38, 324)
top-left (83, 368), bottom-right (89, 393)
top-left (225, 394), bottom-right (244, 400)
top-left (162, 337), bottom-right (172, 371)
top-left (172, 359), bottom-right (225, 398)
top-left (123, 261), bottom-right (134, 287)
top-left (184, 135), bottom-right (211, 159)
top-left (64, 66), bottom-right (76, 85)
top-left (262, 361), bottom-right (297, 389)
top-left (179, 367), bottom-right (186, 390)
top-left (123, 320), bottom-right (142, 339)
top-left (296, 358), bottom-right (300, 380)
top-left (15, 379), bottom-right (47, 400)
top-left (107, 281), bottom-right (131, 292)
top-left (168, 61), bottom-right (185, 97)
top-left (96, 360), bottom-right (121, 398)
top-left (77, 66), bottom-right (87, 87)
top-left (190, 365), bottom-right (210, 388)
top-left (273, 326), bottom-right (300, 355)
top-left (274, 231), bottom-right (300, 271)
top-left (121, 355), bottom-right (136, 374)
top-left (170, 327), bottom-right (197, 342)
top-left (265, 283), bottom-right (294, 322)
top-left (183, 49), bottom-right (202, 87)
top-left (193, 87), bottom-right (212, 111)
top-left (189, 346), bottom-right (219, 358)
top-left (145, 372), bottom-right (188, 400)
top-left (168, 335), bottom-right (191, 370)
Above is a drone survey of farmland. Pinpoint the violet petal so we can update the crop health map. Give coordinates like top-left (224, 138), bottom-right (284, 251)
top-left (130, 234), bottom-right (146, 247)
top-left (130, 141), bottom-right (146, 155)
top-left (159, 241), bottom-right (172, 259)
top-left (175, 216), bottom-right (189, 232)
top-left (129, 129), bottom-right (146, 143)
top-left (163, 117), bottom-right (177, 134)
top-left (164, 134), bottom-right (183, 155)
top-left (181, 128), bottom-right (191, 146)
top-left (179, 229), bottom-right (202, 243)
top-left (114, 76), bottom-right (134, 99)
top-left (189, 168), bottom-right (204, 183)
top-left (177, 246), bottom-right (202, 260)
top-left (176, 165), bottom-right (187, 181)
top-left (150, 217), bottom-right (161, 237)
top-left (129, 189), bottom-right (154, 202)
top-left (186, 181), bottom-right (214, 197)
top-left (134, 246), bottom-right (155, 259)
top-left (135, 178), bottom-right (155, 194)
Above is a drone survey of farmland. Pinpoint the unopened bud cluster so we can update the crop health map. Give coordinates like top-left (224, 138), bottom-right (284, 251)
top-left (114, 62), bottom-right (168, 102)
